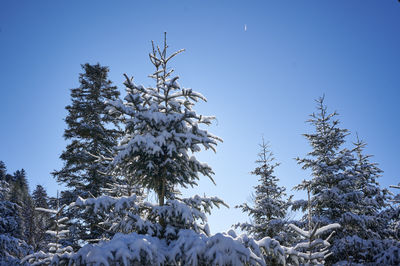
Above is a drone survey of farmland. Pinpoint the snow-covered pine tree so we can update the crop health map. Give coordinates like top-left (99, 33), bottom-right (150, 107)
top-left (105, 33), bottom-right (224, 236)
top-left (8, 169), bottom-right (29, 239)
top-left (71, 193), bottom-right (286, 265)
top-left (235, 138), bottom-right (292, 243)
top-left (33, 185), bottom-right (49, 209)
top-left (0, 162), bottom-right (31, 265)
top-left (330, 135), bottom-right (393, 264)
top-left (292, 96), bottom-right (359, 264)
top-left (371, 184), bottom-right (400, 265)
top-left (293, 97), bottom-right (395, 264)
top-left (351, 136), bottom-right (390, 231)
top-left (19, 177), bottom-right (41, 250)
top-left (8, 169), bottom-right (36, 248)
top-left (388, 183), bottom-right (400, 239)
top-left (22, 195), bottom-right (73, 266)
top-left (66, 35), bottom-right (287, 266)
top-left (52, 63), bottom-right (122, 244)
top-left (32, 185), bottom-right (51, 251)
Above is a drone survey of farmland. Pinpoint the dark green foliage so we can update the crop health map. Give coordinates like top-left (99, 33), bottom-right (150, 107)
top-left (9, 170), bottom-right (36, 249)
top-left (22, 196), bottom-right (35, 247)
top-left (0, 162), bottom-right (32, 264)
top-left (53, 63), bottom-right (122, 244)
top-left (8, 169), bottom-right (32, 240)
top-left (53, 63), bottom-right (121, 198)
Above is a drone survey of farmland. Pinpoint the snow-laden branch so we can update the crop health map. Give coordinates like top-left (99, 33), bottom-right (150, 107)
top-left (68, 229), bottom-right (287, 266)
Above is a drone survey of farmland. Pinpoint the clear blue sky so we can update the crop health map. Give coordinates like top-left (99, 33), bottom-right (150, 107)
top-left (1, 1), bottom-right (399, 233)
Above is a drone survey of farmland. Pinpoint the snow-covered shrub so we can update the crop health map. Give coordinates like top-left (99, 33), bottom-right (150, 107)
top-left (68, 229), bottom-right (285, 266)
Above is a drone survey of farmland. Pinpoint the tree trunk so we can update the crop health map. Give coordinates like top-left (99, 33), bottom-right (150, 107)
top-left (158, 175), bottom-right (166, 229)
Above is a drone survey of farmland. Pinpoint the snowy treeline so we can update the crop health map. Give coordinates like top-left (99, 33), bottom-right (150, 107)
top-left (1, 36), bottom-right (400, 265)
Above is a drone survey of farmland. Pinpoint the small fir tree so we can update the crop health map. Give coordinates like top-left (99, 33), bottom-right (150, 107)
top-left (32, 185), bottom-right (49, 209)
top-left (235, 139), bottom-right (292, 243)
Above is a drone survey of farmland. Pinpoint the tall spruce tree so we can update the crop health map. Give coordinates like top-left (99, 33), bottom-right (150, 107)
top-left (53, 63), bottom-right (121, 244)
top-left (235, 139), bottom-right (292, 243)
top-left (53, 63), bottom-right (121, 198)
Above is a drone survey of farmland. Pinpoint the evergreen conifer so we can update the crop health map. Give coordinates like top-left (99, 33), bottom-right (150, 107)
top-left (53, 63), bottom-right (121, 244)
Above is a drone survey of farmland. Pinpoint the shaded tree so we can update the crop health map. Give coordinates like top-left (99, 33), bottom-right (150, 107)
top-left (8, 169), bottom-right (32, 241)
top-left (0, 163), bottom-right (31, 264)
top-left (52, 63), bottom-right (122, 244)
top-left (32, 185), bottom-right (51, 251)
